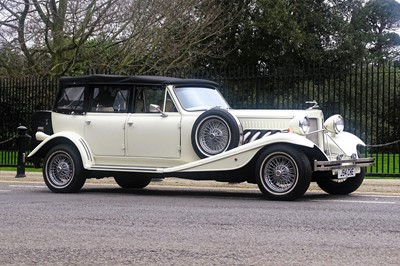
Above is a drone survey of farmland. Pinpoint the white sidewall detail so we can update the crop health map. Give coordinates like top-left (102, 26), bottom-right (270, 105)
top-left (259, 151), bottom-right (299, 195)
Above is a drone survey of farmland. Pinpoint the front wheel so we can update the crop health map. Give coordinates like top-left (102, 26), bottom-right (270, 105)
top-left (316, 168), bottom-right (365, 195)
top-left (43, 144), bottom-right (86, 193)
top-left (256, 145), bottom-right (312, 201)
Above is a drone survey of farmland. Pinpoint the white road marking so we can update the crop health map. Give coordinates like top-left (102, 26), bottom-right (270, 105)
top-left (0, 190), bottom-right (11, 193)
top-left (357, 194), bottom-right (400, 199)
top-left (9, 185), bottom-right (45, 188)
top-left (311, 199), bottom-right (396, 204)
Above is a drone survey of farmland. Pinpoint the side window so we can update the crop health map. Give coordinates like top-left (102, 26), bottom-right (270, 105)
top-left (134, 86), bottom-right (164, 113)
top-left (164, 92), bottom-right (177, 112)
top-left (55, 86), bottom-right (85, 113)
top-left (89, 86), bottom-right (129, 113)
top-left (114, 90), bottom-right (129, 111)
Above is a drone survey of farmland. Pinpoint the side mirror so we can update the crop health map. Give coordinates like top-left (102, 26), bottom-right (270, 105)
top-left (149, 104), bottom-right (168, 117)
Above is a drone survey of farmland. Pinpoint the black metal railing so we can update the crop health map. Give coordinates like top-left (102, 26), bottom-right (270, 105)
top-left (0, 126), bottom-right (30, 177)
top-left (1, 63), bottom-right (399, 176)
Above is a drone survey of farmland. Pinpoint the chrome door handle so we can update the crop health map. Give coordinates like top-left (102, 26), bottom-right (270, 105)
top-left (127, 122), bottom-right (133, 126)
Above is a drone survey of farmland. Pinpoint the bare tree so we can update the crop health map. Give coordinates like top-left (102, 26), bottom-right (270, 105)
top-left (0, 0), bottom-right (234, 76)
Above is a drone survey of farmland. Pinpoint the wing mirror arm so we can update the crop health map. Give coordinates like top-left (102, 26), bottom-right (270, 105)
top-left (149, 104), bottom-right (168, 117)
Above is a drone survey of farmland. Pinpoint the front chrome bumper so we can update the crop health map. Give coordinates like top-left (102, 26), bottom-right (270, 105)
top-left (314, 157), bottom-right (375, 171)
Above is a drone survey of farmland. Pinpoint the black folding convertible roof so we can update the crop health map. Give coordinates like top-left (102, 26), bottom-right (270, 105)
top-left (59, 74), bottom-right (218, 87)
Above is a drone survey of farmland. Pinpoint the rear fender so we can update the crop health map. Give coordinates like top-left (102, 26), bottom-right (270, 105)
top-left (28, 132), bottom-right (94, 169)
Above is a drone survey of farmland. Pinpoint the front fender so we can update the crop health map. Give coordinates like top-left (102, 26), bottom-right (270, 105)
top-left (167, 132), bottom-right (317, 173)
top-left (262, 132), bottom-right (316, 148)
top-left (327, 131), bottom-right (365, 156)
top-left (28, 132), bottom-right (94, 169)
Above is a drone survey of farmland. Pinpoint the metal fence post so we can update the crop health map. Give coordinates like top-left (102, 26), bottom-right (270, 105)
top-left (15, 126), bottom-right (31, 178)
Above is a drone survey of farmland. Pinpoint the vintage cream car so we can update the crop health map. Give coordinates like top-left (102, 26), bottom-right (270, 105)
top-left (28, 75), bottom-right (374, 200)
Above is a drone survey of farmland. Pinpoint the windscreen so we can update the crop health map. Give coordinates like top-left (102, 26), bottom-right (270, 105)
top-left (174, 87), bottom-right (230, 111)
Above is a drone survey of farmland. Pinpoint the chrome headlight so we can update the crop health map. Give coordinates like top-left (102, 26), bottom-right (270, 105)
top-left (324, 114), bottom-right (344, 134)
top-left (289, 116), bottom-right (310, 135)
top-left (299, 116), bottom-right (310, 134)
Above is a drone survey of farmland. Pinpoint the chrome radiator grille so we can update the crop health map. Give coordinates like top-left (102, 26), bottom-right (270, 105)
top-left (306, 118), bottom-right (320, 145)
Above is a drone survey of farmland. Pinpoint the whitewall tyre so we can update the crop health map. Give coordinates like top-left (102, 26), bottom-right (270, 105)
top-left (43, 144), bottom-right (86, 193)
top-left (256, 145), bottom-right (311, 201)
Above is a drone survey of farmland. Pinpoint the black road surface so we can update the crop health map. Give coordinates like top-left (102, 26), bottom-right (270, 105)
top-left (1, 180), bottom-right (400, 266)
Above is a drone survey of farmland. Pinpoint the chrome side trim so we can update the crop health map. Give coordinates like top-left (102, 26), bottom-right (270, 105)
top-left (314, 157), bottom-right (375, 171)
top-left (79, 138), bottom-right (92, 161)
top-left (229, 111), bottom-right (244, 146)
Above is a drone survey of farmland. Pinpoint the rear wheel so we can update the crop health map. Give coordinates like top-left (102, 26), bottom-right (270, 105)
top-left (43, 144), bottom-right (86, 193)
top-left (256, 145), bottom-right (311, 201)
top-left (114, 175), bottom-right (152, 189)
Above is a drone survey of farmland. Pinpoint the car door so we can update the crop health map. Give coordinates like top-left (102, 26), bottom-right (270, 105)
top-left (84, 85), bottom-right (129, 156)
top-left (125, 86), bottom-right (181, 159)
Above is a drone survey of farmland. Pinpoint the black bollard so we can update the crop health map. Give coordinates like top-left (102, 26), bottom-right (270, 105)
top-left (16, 126), bottom-right (31, 178)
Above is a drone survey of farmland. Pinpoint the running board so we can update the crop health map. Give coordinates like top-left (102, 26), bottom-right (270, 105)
top-left (89, 165), bottom-right (164, 173)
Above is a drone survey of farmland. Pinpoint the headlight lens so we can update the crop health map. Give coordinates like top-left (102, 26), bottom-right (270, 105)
top-left (325, 115), bottom-right (344, 134)
top-left (289, 116), bottom-right (310, 135)
top-left (299, 116), bottom-right (310, 134)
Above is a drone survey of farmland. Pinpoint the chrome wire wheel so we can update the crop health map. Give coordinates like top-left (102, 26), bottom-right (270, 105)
top-left (43, 144), bottom-right (86, 193)
top-left (46, 151), bottom-right (75, 188)
top-left (197, 116), bottom-right (231, 155)
top-left (191, 108), bottom-right (242, 158)
top-left (260, 152), bottom-right (299, 194)
top-left (256, 145), bottom-right (311, 200)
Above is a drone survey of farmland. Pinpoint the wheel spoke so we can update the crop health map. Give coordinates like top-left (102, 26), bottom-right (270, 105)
top-left (198, 117), bottom-right (231, 155)
top-left (47, 151), bottom-right (74, 188)
top-left (262, 154), bottom-right (298, 193)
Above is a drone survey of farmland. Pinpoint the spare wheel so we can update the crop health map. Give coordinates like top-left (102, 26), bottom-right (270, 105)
top-left (191, 108), bottom-right (243, 158)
